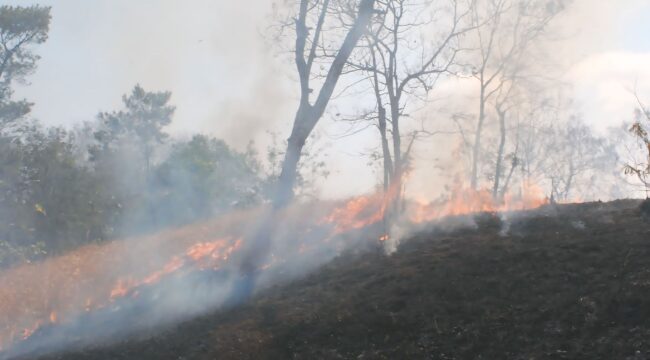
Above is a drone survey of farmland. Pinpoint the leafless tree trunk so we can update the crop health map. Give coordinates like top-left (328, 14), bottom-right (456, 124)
top-left (492, 105), bottom-right (507, 199)
top-left (232, 0), bottom-right (378, 301)
top-left (274, 0), bottom-right (376, 208)
top-left (369, 43), bottom-right (393, 192)
top-left (466, 0), bottom-right (561, 190)
top-left (471, 82), bottom-right (487, 189)
top-left (353, 0), bottom-right (470, 216)
top-left (500, 151), bottom-right (518, 200)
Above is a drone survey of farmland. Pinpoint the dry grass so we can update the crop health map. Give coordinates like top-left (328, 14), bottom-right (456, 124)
top-left (31, 199), bottom-right (650, 360)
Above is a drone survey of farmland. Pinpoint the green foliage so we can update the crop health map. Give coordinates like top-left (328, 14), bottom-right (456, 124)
top-left (0, 239), bottom-right (46, 268)
top-left (96, 84), bottom-right (174, 144)
top-left (0, 5), bottom-right (50, 42)
top-left (84, 85), bottom-right (264, 236)
top-left (0, 126), bottom-right (110, 266)
top-left (152, 135), bottom-right (262, 225)
top-left (0, 5), bottom-right (51, 127)
top-left (93, 84), bottom-right (175, 172)
top-left (0, 121), bottom-right (267, 267)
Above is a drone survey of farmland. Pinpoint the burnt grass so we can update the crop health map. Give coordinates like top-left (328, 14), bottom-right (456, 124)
top-left (37, 200), bottom-right (650, 360)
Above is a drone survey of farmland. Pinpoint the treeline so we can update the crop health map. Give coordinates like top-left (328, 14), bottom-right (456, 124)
top-left (271, 0), bottom-right (646, 212)
top-left (0, 88), bottom-right (275, 267)
top-left (1, 2), bottom-right (648, 267)
top-left (0, 6), bottom-right (294, 267)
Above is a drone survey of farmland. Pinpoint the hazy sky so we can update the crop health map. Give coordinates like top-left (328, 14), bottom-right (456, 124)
top-left (9, 0), bottom-right (650, 199)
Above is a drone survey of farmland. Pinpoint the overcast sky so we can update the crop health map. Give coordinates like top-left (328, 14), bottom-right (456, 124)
top-left (9, 0), bottom-right (650, 199)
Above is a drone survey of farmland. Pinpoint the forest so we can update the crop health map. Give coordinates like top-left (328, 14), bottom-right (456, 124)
top-left (0, 1), bottom-right (646, 267)
top-left (0, 1), bottom-right (649, 359)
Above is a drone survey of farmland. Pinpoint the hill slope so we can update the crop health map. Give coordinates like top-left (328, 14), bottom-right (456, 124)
top-left (37, 200), bottom-right (650, 360)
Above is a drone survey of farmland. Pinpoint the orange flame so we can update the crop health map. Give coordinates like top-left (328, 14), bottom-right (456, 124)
top-left (407, 182), bottom-right (547, 223)
top-left (107, 237), bottom-right (242, 301)
top-left (0, 182), bottom-right (550, 352)
top-left (321, 194), bottom-right (386, 234)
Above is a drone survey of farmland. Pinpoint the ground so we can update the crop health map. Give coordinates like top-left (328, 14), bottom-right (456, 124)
top-left (35, 200), bottom-right (650, 360)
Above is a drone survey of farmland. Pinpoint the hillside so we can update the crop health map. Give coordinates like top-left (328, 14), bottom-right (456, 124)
top-left (34, 200), bottom-right (650, 360)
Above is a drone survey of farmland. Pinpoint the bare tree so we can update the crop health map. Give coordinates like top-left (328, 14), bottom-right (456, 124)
top-left (624, 94), bottom-right (650, 198)
top-left (273, 0), bottom-right (376, 208)
top-left (232, 0), bottom-right (377, 301)
top-left (464, 0), bottom-right (563, 190)
top-left (550, 118), bottom-right (617, 201)
top-left (507, 93), bottom-right (617, 202)
top-left (490, 76), bottom-right (517, 199)
top-left (344, 0), bottom-right (472, 215)
top-left (489, 59), bottom-right (550, 201)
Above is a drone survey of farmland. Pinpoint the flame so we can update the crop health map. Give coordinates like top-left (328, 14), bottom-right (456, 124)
top-left (321, 194), bottom-right (386, 234)
top-left (0, 182), bottom-right (551, 353)
top-left (406, 182), bottom-right (547, 223)
top-left (22, 322), bottom-right (41, 340)
top-left (107, 237), bottom-right (242, 300)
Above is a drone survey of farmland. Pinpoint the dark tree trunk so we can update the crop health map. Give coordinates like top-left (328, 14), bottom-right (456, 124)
top-left (493, 108), bottom-right (506, 200)
top-left (273, 103), bottom-right (313, 208)
top-left (500, 155), bottom-right (517, 201)
top-left (389, 95), bottom-right (402, 216)
top-left (471, 83), bottom-right (486, 190)
top-left (378, 107), bottom-right (393, 192)
top-left (235, 0), bottom-right (377, 304)
top-left (563, 158), bottom-right (575, 201)
top-left (369, 43), bottom-right (393, 193)
top-left (271, 0), bottom-right (376, 209)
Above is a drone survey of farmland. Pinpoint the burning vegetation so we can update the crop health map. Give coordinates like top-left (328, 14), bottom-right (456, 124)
top-left (0, 1), bottom-right (649, 359)
top-left (0, 186), bottom-right (552, 357)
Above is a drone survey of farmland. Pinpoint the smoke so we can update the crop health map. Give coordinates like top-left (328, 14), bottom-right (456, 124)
top-left (0, 201), bottom-right (388, 359)
top-left (6, 0), bottom-right (647, 199)
top-left (1, 0), bottom-right (650, 357)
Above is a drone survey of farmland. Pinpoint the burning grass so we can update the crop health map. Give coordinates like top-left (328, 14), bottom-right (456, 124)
top-left (0, 209), bottom-right (260, 353)
top-left (31, 199), bottom-right (650, 360)
top-left (0, 186), bottom-right (549, 358)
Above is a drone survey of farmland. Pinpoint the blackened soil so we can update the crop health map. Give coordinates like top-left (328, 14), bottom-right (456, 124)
top-left (37, 200), bottom-right (650, 360)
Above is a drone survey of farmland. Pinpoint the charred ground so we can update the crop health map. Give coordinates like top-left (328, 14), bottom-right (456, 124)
top-left (34, 200), bottom-right (650, 360)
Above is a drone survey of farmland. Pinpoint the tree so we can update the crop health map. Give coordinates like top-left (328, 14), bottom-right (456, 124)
top-left (490, 79), bottom-right (517, 199)
top-left (464, 0), bottom-right (563, 190)
top-left (273, 0), bottom-right (376, 208)
top-left (95, 84), bottom-right (175, 176)
top-left (229, 0), bottom-right (376, 302)
top-left (154, 135), bottom-right (263, 226)
top-left (489, 66), bottom-right (539, 201)
top-left (0, 5), bottom-right (51, 127)
top-left (87, 85), bottom-right (174, 235)
top-left (353, 0), bottom-right (471, 215)
top-left (547, 118), bottom-right (617, 201)
top-left (263, 131), bottom-right (330, 200)
top-left (624, 96), bottom-right (650, 198)
top-left (0, 125), bottom-right (110, 264)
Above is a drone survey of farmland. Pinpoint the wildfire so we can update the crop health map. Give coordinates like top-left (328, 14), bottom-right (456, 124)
top-left (322, 194), bottom-right (386, 234)
top-left (21, 322), bottom-right (41, 340)
top-left (406, 182), bottom-right (547, 223)
top-left (107, 237), bottom-right (243, 301)
top-left (0, 183), bottom-right (550, 354)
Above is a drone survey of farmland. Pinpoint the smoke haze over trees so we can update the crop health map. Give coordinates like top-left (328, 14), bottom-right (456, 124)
top-left (0, 2), bottom-right (649, 359)
top-left (0, 0), bottom-right (646, 266)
